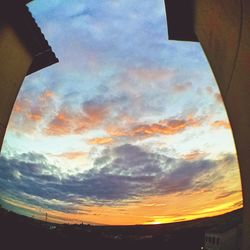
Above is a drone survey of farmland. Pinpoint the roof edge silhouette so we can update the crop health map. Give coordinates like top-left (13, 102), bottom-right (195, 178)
top-left (164, 0), bottom-right (198, 42)
top-left (2, 0), bottom-right (58, 75)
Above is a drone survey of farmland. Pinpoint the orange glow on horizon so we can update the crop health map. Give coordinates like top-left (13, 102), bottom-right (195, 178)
top-left (2, 186), bottom-right (242, 226)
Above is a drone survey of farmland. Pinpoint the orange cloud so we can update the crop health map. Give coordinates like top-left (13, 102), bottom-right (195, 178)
top-left (44, 110), bottom-right (72, 136)
top-left (83, 104), bottom-right (107, 121)
top-left (214, 92), bottom-right (223, 103)
top-left (211, 120), bottom-right (231, 129)
top-left (12, 98), bottom-right (30, 114)
top-left (107, 117), bottom-right (202, 138)
top-left (74, 105), bottom-right (108, 134)
top-left (45, 104), bottom-right (108, 136)
top-left (9, 90), bottom-right (55, 133)
top-left (12, 90), bottom-right (54, 118)
top-left (107, 127), bottom-right (129, 137)
top-left (41, 90), bottom-right (54, 99)
top-left (51, 151), bottom-right (87, 160)
top-left (13, 103), bottom-right (22, 113)
top-left (88, 137), bottom-right (113, 145)
top-left (28, 113), bottom-right (43, 121)
top-left (206, 87), bottom-right (223, 104)
top-left (172, 82), bottom-right (192, 93)
top-left (183, 150), bottom-right (208, 161)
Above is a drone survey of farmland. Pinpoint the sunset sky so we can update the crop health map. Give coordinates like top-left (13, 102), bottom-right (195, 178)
top-left (0, 0), bottom-right (242, 225)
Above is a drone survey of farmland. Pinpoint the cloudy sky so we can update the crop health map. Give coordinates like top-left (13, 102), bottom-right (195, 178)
top-left (0, 0), bottom-right (242, 225)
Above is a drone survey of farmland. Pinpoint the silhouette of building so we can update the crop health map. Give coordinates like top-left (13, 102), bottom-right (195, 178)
top-left (0, 0), bottom-right (58, 150)
top-left (164, 1), bottom-right (250, 249)
top-left (204, 224), bottom-right (242, 250)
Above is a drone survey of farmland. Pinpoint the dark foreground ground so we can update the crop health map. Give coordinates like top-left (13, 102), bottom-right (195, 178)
top-left (0, 207), bottom-right (242, 250)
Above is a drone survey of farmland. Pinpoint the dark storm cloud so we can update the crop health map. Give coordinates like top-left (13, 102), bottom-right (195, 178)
top-left (0, 146), bottom-right (234, 212)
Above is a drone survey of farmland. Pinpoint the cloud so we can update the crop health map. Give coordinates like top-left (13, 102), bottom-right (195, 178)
top-left (125, 68), bottom-right (174, 84)
top-left (211, 120), bottom-right (231, 129)
top-left (215, 190), bottom-right (241, 200)
top-left (214, 93), bottom-right (223, 103)
top-left (171, 82), bottom-right (192, 93)
top-left (43, 109), bottom-right (73, 136)
top-left (88, 137), bottom-right (113, 145)
top-left (50, 151), bottom-right (87, 160)
top-left (107, 116), bottom-right (203, 138)
top-left (21, 0), bottom-right (209, 141)
top-left (44, 101), bottom-right (108, 136)
top-left (206, 87), bottom-right (223, 104)
top-left (0, 146), bottom-right (234, 212)
top-left (183, 150), bottom-right (208, 161)
top-left (23, 0), bottom-right (216, 141)
top-left (9, 90), bottom-right (55, 133)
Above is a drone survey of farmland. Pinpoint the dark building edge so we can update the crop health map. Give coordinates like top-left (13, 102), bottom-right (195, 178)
top-left (2, 0), bottom-right (58, 75)
top-left (164, 0), bottom-right (198, 42)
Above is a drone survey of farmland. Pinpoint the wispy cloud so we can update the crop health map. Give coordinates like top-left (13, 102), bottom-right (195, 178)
top-left (44, 101), bottom-right (109, 136)
top-left (183, 150), bottom-right (208, 161)
top-left (88, 137), bottom-right (113, 145)
top-left (107, 116), bottom-right (203, 138)
top-left (215, 190), bottom-right (241, 200)
top-left (50, 151), bottom-right (87, 160)
top-left (10, 90), bottom-right (55, 133)
top-left (171, 82), bottom-right (192, 93)
top-left (211, 120), bottom-right (231, 129)
top-left (206, 87), bottom-right (223, 104)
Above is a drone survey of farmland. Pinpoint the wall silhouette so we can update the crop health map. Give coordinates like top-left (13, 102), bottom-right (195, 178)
top-left (165, 1), bottom-right (250, 250)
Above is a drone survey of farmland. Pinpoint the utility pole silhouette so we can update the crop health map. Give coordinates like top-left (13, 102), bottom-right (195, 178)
top-left (45, 212), bottom-right (48, 222)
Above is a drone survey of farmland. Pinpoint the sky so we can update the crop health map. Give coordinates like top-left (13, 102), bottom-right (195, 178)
top-left (0, 0), bottom-right (242, 225)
